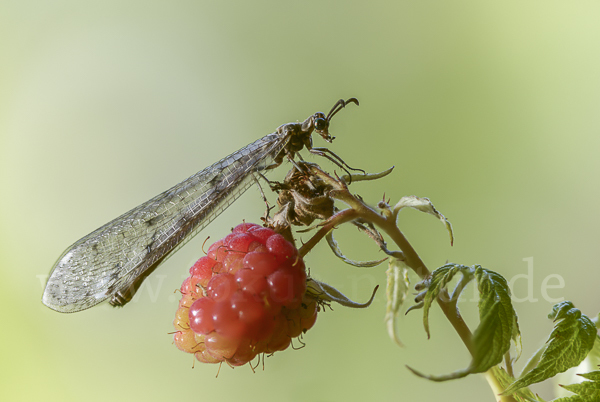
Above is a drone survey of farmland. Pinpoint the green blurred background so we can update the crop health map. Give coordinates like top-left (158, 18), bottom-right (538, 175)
top-left (2, 1), bottom-right (599, 401)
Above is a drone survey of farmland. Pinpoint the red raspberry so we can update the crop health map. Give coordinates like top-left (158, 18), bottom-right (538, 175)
top-left (189, 297), bottom-right (215, 334)
top-left (173, 223), bottom-right (318, 366)
top-left (189, 257), bottom-right (215, 282)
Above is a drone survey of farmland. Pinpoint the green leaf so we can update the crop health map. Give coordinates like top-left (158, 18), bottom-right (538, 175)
top-left (420, 263), bottom-right (463, 339)
top-left (385, 258), bottom-right (411, 346)
top-left (554, 335), bottom-right (600, 398)
top-left (520, 343), bottom-right (550, 385)
top-left (491, 367), bottom-right (541, 402)
top-left (502, 302), bottom-right (596, 395)
top-left (471, 266), bottom-right (519, 373)
top-left (586, 335), bottom-right (600, 367)
top-left (409, 265), bottom-right (520, 382)
top-left (553, 371), bottom-right (600, 402)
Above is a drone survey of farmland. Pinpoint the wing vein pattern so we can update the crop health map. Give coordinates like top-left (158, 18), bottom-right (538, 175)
top-left (43, 132), bottom-right (285, 312)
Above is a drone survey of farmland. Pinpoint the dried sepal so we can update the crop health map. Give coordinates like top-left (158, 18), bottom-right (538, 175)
top-left (325, 231), bottom-right (387, 268)
top-left (393, 195), bottom-right (454, 246)
top-left (306, 278), bottom-right (379, 308)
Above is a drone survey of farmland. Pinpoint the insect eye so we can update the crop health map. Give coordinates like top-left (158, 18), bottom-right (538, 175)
top-left (314, 118), bottom-right (327, 131)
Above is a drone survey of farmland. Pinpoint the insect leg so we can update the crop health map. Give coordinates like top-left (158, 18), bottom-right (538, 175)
top-left (309, 147), bottom-right (365, 174)
top-left (251, 171), bottom-right (275, 221)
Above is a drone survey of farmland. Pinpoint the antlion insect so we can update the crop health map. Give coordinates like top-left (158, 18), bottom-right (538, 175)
top-left (42, 98), bottom-right (359, 313)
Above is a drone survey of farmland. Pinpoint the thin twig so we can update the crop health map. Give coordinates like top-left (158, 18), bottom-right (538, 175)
top-left (328, 187), bottom-right (475, 354)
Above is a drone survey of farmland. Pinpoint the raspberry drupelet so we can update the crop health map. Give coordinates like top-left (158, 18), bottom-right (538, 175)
top-left (173, 223), bottom-right (318, 366)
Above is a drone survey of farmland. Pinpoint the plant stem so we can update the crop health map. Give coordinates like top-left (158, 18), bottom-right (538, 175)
top-left (484, 370), bottom-right (518, 402)
top-left (332, 190), bottom-right (475, 353)
top-left (301, 167), bottom-right (517, 401)
top-left (340, 195), bottom-right (518, 401)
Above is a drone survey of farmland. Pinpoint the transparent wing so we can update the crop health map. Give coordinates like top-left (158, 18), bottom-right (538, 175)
top-left (42, 133), bottom-right (285, 313)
